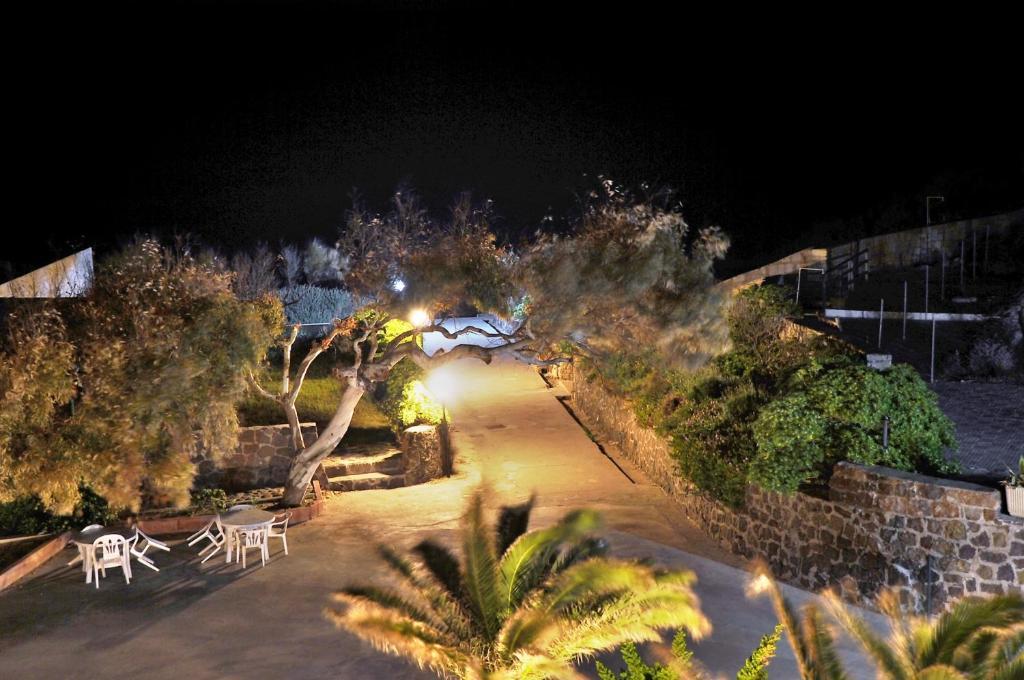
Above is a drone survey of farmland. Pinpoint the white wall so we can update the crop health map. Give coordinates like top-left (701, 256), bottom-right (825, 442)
top-left (421, 314), bottom-right (521, 356)
top-left (0, 248), bottom-right (94, 298)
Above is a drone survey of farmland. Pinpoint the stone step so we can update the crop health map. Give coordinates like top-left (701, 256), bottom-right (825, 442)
top-left (323, 448), bottom-right (404, 477)
top-left (328, 472), bottom-right (407, 492)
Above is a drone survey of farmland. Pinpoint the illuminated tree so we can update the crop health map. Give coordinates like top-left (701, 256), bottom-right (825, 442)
top-left (250, 183), bottom-right (731, 506)
top-left (0, 239), bottom-right (281, 513)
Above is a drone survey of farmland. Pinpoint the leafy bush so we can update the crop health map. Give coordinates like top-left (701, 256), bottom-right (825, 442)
top-left (188, 487), bottom-right (229, 515)
top-left (0, 485), bottom-right (115, 536)
top-left (750, 362), bottom-right (958, 492)
top-left (376, 357), bottom-right (442, 429)
top-left (396, 380), bottom-right (443, 427)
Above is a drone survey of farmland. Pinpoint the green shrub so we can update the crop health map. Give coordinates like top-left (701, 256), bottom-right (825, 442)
top-left (0, 485), bottom-right (115, 536)
top-left (377, 357), bottom-right (442, 429)
top-left (751, 363), bottom-right (958, 492)
top-left (189, 487), bottom-right (229, 514)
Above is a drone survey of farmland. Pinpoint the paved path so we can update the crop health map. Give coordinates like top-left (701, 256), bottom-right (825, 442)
top-left (0, 358), bottom-right (881, 679)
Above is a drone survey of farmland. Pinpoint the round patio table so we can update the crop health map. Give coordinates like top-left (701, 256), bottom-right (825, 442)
top-left (70, 526), bottom-right (135, 583)
top-left (218, 508), bottom-right (275, 564)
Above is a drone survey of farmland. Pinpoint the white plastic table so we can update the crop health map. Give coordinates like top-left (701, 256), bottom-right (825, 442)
top-left (69, 526), bottom-right (135, 584)
top-left (218, 508), bottom-right (275, 564)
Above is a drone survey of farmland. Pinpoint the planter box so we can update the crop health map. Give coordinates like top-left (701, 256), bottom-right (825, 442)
top-left (1005, 486), bottom-right (1024, 517)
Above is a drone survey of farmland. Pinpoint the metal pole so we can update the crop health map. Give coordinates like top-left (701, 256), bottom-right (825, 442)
top-left (795, 269), bottom-right (802, 306)
top-left (903, 280), bottom-right (908, 339)
top-left (940, 249), bottom-right (946, 300)
top-left (984, 224), bottom-right (990, 274)
top-left (930, 317), bottom-right (937, 383)
top-left (924, 265), bottom-right (929, 314)
top-left (883, 416), bottom-right (890, 450)
top-left (960, 239), bottom-right (965, 292)
top-left (972, 228), bottom-right (977, 281)
top-left (878, 298), bottom-right (885, 348)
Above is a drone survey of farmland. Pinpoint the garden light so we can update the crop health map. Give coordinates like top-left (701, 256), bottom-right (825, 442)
top-left (425, 364), bottom-right (459, 406)
top-left (409, 308), bottom-right (431, 327)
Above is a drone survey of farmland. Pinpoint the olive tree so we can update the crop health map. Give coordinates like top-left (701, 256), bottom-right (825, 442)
top-left (0, 239), bottom-right (281, 513)
top-left (252, 183), bottom-right (731, 506)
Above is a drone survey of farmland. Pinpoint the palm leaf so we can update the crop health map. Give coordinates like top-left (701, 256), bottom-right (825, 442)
top-left (801, 603), bottom-right (850, 680)
top-left (915, 665), bottom-right (969, 680)
top-left (498, 509), bottom-right (601, 611)
top-left (376, 543), bottom-right (473, 639)
top-left (822, 590), bottom-right (903, 680)
top-left (462, 491), bottom-right (503, 640)
top-left (916, 593), bottom-right (1024, 667)
top-left (334, 586), bottom-right (444, 633)
top-left (324, 598), bottom-right (467, 676)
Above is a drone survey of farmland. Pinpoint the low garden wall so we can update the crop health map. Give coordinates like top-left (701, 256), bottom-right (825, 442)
top-left (401, 424), bottom-right (452, 485)
top-left (552, 363), bottom-right (1024, 612)
top-left (192, 423), bottom-right (318, 490)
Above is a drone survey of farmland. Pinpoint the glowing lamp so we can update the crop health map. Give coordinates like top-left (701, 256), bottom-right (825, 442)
top-left (409, 308), bottom-right (431, 327)
top-left (425, 365), bottom-right (459, 406)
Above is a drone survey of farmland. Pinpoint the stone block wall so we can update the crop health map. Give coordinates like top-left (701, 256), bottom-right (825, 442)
top-left (553, 362), bottom-right (1023, 611)
top-left (192, 423), bottom-right (318, 490)
top-left (401, 424), bottom-right (450, 485)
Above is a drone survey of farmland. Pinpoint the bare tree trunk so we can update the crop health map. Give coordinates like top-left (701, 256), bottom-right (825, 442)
top-left (283, 399), bottom-right (305, 451)
top-left (281, 383), bottom-right (365, 506)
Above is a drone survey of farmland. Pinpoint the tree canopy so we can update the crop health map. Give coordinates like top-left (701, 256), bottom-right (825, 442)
top-left (0, 239), bottom-right (281, 513)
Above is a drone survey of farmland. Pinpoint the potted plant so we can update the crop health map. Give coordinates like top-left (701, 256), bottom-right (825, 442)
top-left (1003, 455), bottom-right (1024, 517)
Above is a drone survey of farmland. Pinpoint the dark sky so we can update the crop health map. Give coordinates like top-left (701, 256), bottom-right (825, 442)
top-left (12, 3), bottom-right (1024, 273)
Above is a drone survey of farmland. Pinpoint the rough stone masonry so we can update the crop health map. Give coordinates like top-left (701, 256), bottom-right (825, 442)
top-left (553, 362), bottom-right (1024, 612)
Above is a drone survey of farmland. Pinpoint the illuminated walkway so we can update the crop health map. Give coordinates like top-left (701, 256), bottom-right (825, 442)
top-left (0, 358), bottom-right (880, 679)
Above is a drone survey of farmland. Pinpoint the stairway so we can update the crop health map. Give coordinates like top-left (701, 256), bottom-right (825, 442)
top-left (322, 444), bottom-right (407, 492)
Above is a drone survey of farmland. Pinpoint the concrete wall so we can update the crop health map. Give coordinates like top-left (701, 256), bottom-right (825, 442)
top-left (554, 363), bottom-right (1023, 611)
top-left (0, 248), bottom-right (93, 298)
top-left (828, 207), bottom-right (1024, 273)
top-left (192, 423), bottom-right (318, 490)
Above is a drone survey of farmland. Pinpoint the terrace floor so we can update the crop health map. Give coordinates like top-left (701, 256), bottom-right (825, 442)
top-left (0, 358), bottom-right (882, 679)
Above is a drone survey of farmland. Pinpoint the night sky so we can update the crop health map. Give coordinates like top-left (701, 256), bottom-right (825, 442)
top-left (12, 3), bottom-right (1023, 275)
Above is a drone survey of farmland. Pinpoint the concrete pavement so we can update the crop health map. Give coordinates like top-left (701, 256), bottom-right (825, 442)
top-left (0, 357), bottom-right (883, 678)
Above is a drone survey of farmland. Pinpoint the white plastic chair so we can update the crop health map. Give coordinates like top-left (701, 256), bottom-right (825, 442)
top-left (268, 512), bottom-right (291, 556)
top-left (233, 525), bottom-right (269, 568)
top-left (91, 535), bottom-right (132, 588)
top-left (129, 527), bottom-right (169, 571)
top-left (187, 517), bottom-right (227, 563)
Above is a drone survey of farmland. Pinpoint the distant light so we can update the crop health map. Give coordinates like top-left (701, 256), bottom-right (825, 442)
top-left (426, 365), bottom-right (459, 404)
top-left (392, 279), bottom-right (406, 292)
top-left (409, 308), bottom-right (431, 327)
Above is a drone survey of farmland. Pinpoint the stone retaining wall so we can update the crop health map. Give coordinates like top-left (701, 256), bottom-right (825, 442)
top-left (401, 424), bottom-right (451, 485)
top-left (192, 423), bottom-right (318, 490)
top-left (553, 362), bottom-right (1023, 611)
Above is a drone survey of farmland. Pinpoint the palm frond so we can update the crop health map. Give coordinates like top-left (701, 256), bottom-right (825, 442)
top-left (496, 608), bottom-right (560, 661)
top-left (550, 536), bottom-right (609, 574)
top-left (324, 599), bottom-right (468, 677)
top-left (376, 543), bottom-right (474, 639)
top-left (334, 586), bottom-right (445, 633)
top-left (822, 589), bottom-right (902, 680)
top-left (537, 559), bottom-right (655, 615)
top-left (462, 491), bottom-right (503, 640)
top-left (916, 593), bottom-right (1024, 667)
top-left (914, 665), bottom-right (969, 680)
top-left (495, 494), bottom-right (535, 556)
top-left (498, 509), bottom-right (602, 611)
top-left (801, 603), bottom-right (850, 680)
